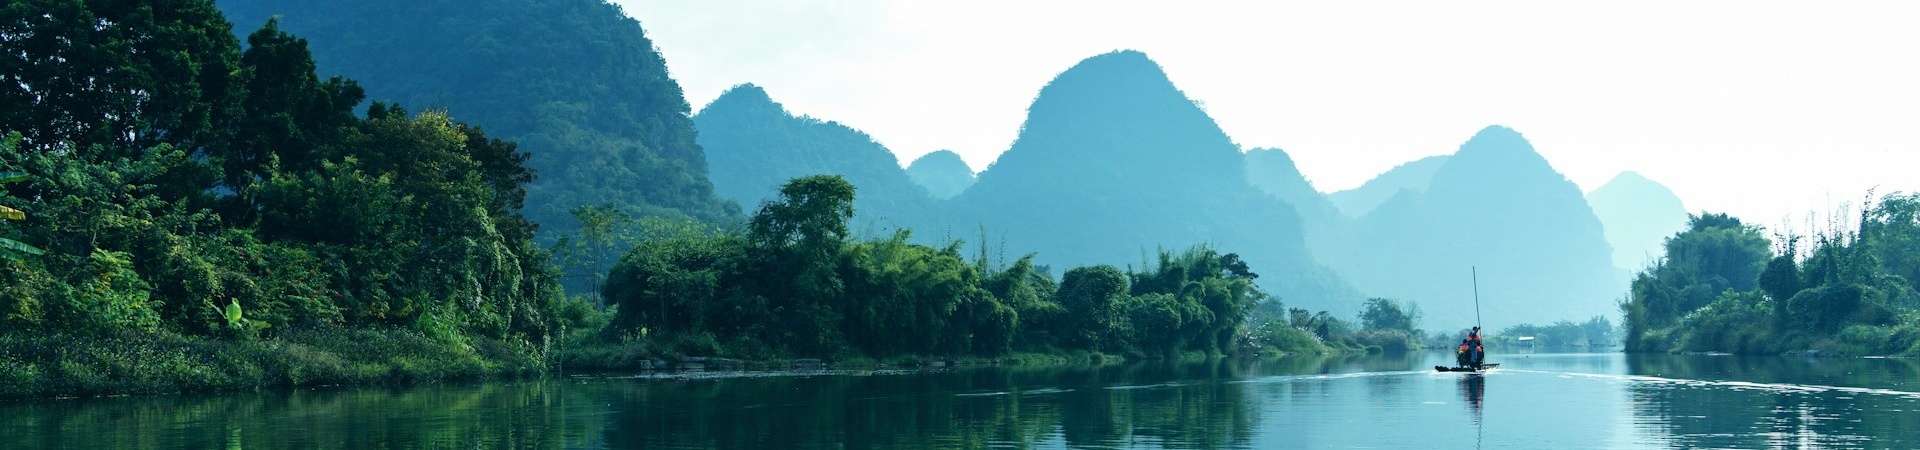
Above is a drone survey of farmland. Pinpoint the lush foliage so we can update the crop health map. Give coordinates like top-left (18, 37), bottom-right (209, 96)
top-left (217, 0), bottom-right (740, 233)
top-left (0, 0), bottom-right (563, 394)
top-left (601, 175), bottom-right (1295, 359)
top-left (1623, 202), bottom-right (1920, 356)
top-left (0, 327), bottom-right (544, 399)
top-left (0, 170), bottom-right (41, 259)
top-left (1352, 297), bottom-right (1423, 352)
top-left (1488, 316), bottom-right (1616, 348)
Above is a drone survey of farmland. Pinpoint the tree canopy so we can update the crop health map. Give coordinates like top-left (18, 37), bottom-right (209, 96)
top-left (1623, 201), bottom-right (1920, 356)
top-left (217, 0), bottom-right (740, 234)
top-left (1, 0), bottom-right (559, 344)
top-left (603, 174), bottom-right (1277, 359)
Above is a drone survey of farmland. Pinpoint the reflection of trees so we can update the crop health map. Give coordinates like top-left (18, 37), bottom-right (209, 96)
top-left (1, 359), bottom-right (1286, 449)
top-left (604, 360), bottom-right (1262, 449)
top-left (1101, 360), bottom-right (1258, 449)
top-left (1625, 354), bottom-right (1920, 448)
top-left (0, 380), bottom-right (610, 448)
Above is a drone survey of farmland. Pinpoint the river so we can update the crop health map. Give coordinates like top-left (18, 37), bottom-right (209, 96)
top-left (3, 351), bottom-right (1917, 448)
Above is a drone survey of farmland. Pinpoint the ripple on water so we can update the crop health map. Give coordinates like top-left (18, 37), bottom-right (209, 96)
top-left (1512, 369), bottom-right (1920, 401)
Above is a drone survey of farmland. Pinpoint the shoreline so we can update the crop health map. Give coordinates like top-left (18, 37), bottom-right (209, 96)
top-left (1, 329), bottom-right (1290, 401)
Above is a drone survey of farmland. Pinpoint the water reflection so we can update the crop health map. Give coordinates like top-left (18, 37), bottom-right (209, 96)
top-left (5, 352), bottom-right (1920, 448)
top-left (586, 359), bottom-right (1274, 449)
top-left (1460, 373), bottom-right (1485, 417)
top-left (1622, 354), bottom-right (1920, 448)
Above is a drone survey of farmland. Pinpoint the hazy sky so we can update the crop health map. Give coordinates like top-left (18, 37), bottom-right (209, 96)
top-left (614, 1), bottom-right (1920, 231)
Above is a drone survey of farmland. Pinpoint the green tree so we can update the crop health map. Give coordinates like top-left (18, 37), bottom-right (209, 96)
top-left (223, 18), bottom-right (364, 199)
top-left (1358, 298), bottom-right (1419, 331)
top-left (840, 231), bottom-right (1004, 356)
top-left (984, 254), bottom-right (1063, 350)
top-left (1622, 212), bottom-right (1772, 351)
top-left (747, 175), bottom-right (857, 356)
top-left (218, 0), bottom-right (742, 237)
top-left (601, 219), bottom-right (744, 336)
top-left (554, 205), bottom-right (645, 304)
top-left (1580, 315), bottom-right (1616, 346)
top-left (1667, 213), bottom-right (1772, 294)
top-left (1058, 265), bottom-right (1128, 351)
top-left (1758, 237), bottom-right (1803, 331)
top-left (2, 0), bottom-right (245, 159)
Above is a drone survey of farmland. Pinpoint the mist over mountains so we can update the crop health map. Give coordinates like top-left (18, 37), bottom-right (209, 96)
top-left (905, 150), bottom-right (976, 199)
top-left (947, 51), bottom-right (1359, 311)
top-left (1588, 171), bottom-right (1689, 271)
top-left (216, 0), bottom-right (1688, 327)
top-left (1327, 155), bottom-right (1450, 218)
top-left (1331, 126), bottom-right (1625, 327)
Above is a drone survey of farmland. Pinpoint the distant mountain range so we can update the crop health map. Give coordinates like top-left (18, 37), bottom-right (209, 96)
top-left (1332, 126), bottom-right (1624, 328)
top-left (1327, 155), bottom-right (1450, 218)
top-left (694, 84), bottom-right (939, 234)
top-left (945, 51), bottom-right (1359, 311)
top-left (216, 0), bottom-right (1686, 326)
top-left (1587, 171), bottom-right (1689, 271)
top-left (905, 151), bottom-right (976, 200)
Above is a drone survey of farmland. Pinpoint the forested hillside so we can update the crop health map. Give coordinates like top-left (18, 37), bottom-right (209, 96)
top-left (1, 1), bottom-right (566, 396)
top-left (694, 84), bottom-right (940, 234)
top-left (218, 0), bottom-right (739, 232)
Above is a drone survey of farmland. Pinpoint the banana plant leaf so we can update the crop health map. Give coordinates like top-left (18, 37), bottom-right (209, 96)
top-left (0, 237), bottom-right (42, 256)
top-left (226, 299), bottom-right (244, 325)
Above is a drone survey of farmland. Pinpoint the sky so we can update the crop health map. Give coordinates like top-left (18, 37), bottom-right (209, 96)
top-left (613, 0), bottom-right (1920, 232)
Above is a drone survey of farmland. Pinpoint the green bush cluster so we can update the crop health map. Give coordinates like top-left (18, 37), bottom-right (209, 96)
top-left (1624, 199), bottom-right (1920, 356)
top-left (0, 327), bottom-right (543, 399)
top-left (599, 175), bottom-right (1278, 360)
top-left (0, 1), bottom-right (564, 397)
top-left (0, 3), bottom-right (559, 342)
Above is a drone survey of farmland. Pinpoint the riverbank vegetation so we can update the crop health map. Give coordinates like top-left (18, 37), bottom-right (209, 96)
top-left (1623, 198), bottom-right (1920, 356)
top-left (577, 174), bottom-right (1279, 364)
top-left (0, 2), bottom-right (563, 398)
top-left (1439, 316), bottom-right (1617, 350)
top-left (0, 1), bottom-right (1371, 399)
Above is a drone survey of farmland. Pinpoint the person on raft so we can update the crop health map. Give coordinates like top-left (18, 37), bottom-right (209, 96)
top-left (1455, 327), bottom-right (1485, 368)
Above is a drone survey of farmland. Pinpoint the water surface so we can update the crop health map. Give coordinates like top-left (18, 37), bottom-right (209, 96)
top-left (4, 351), bottom-right (1918, 448)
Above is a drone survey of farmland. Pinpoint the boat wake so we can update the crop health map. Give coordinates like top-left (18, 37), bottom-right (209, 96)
top-left (1229, 370), bottom-right (1432, 385)
top-left (1504, 369), bottom-right (1920, 400)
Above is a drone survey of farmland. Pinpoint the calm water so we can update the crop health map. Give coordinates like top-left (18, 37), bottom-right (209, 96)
top-left (4, 351), bottom-right (1919, 449)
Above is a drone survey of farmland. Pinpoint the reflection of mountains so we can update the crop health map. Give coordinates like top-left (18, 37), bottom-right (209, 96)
top-left (1624, 354), bottom-right (1920, 448)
